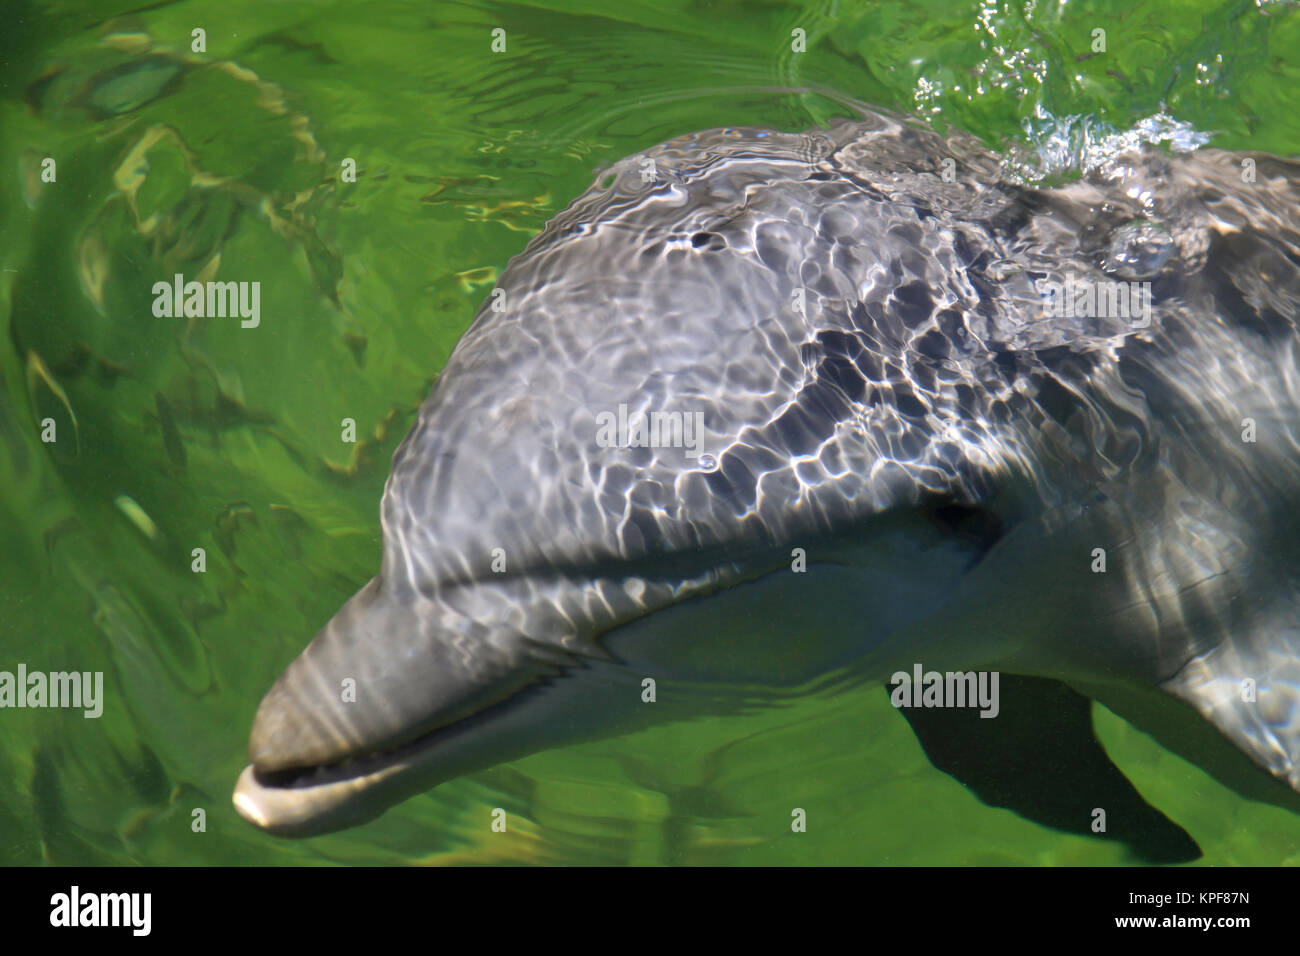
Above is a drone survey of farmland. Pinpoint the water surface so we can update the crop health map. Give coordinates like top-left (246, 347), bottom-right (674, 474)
top-left (1, 0), bottom-right (1299, 865)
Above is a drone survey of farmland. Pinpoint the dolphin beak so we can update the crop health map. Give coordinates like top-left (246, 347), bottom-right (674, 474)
top-left (233, 576), bottom-right (556, 836)
top-left (233, 757), bottom-right (412, 836)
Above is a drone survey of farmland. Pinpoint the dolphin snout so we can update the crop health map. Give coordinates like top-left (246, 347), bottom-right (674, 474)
top-left (247, 576), bottom-right (435, 774)
top-left (233, 757), bottom-right (411, 837)
top-left (243, 576), bottom-right (543, 786)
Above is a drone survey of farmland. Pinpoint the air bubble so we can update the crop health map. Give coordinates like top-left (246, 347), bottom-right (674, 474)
top-left (1103, 219), bottom-right (1174, 279)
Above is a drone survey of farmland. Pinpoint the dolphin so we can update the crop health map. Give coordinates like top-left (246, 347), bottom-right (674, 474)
top-left (233, 106), bottom-right (1300, 854)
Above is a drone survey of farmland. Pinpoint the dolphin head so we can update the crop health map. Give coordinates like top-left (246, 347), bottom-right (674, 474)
top-left (235, 110), bottom-right (1300, 837)
top-left (234, 114), bottom-right (1053, 836)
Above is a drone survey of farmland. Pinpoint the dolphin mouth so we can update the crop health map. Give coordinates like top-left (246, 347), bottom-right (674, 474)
top-left (233, 760), bottom-right (405, 836)
top-left (234, 644), bottom-right (591, 836)
top-left (233, 703), bottom-right (482, 836)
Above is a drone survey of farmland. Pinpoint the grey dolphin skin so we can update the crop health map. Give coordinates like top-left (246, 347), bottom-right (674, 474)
top-left (233, 106), bottom-right (1300, 852)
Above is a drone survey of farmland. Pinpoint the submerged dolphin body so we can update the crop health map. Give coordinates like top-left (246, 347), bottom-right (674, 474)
top-left (234, 108), bottom-right (1300, 848)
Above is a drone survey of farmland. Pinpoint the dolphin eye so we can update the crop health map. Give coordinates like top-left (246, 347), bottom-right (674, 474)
top-left (690, 231), bottom-right (725, 250)
top-left (927, 503), bottom-right (1004, 554)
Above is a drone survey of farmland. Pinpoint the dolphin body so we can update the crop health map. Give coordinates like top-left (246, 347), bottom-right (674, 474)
top-left (234, 107), bottom-right (1300, 854)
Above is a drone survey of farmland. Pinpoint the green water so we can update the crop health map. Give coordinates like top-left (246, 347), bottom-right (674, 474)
top-left (1, 0), bottom-right (1299, 865)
